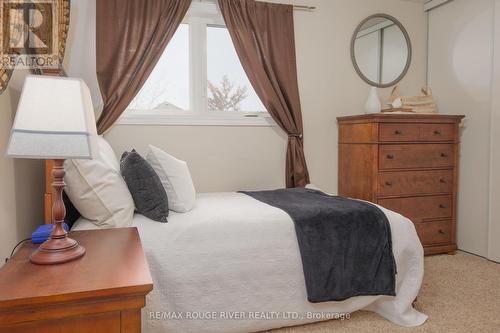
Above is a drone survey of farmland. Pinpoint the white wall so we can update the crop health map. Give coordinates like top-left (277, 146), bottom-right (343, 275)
top-left (428, 0), bottom-right (499, 260)
top-left (0, 70), bottom-right (44, 263)
top-left (0, 89), bottom-right (18, 262)
top-left (67, 0), bottom-right (428, 193)
top-left (488, 0), bottom-right (500, 262)
top-left (64, 0), bottom-right (102, 110)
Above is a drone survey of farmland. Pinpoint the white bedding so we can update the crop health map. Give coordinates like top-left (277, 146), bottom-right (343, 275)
top-left (73, 192), bottom-right (427, 333)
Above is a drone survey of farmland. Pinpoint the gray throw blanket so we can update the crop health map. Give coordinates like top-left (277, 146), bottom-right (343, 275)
top-left (242, 188), bottom-right (396, 303)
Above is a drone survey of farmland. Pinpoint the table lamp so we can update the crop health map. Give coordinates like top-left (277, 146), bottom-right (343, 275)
top-left (6, 75), bottom-right (99, 265)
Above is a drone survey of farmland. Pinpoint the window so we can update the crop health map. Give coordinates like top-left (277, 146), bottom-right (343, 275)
top-left (207, 26), bottom-right (265, 113)
top-left (128, 24), bottom-right (190, 112)
top-left (122, 2), bottom-right (273, 126)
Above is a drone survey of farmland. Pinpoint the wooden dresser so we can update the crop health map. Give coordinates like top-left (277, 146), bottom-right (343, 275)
top-left (0, 228), bottom-right (153, 333)
top-left (337, 114), bottom-right (464, 255)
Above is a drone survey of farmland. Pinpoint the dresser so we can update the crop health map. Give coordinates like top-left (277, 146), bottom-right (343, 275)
top-left (0, 228), bottom-right (153, 333)
top-left (337, 114), bottom-right (464, 255)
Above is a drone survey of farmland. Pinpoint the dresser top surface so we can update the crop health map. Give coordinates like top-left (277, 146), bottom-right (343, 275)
top-left (0, 227), bottom-right (153, 309)
top-left (337, 113), bottom-right (465, 123)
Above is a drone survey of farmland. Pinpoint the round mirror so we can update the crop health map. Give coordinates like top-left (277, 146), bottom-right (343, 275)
top-left (351, 14), bottom-right (412, 88)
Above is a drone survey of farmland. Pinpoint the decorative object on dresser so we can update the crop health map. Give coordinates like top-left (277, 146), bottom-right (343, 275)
top-left (381, 107), bottom-right (414, 113)
top-left (386, 86), bottom-right (438, 114)
top-left (365, 87), bottom-right (382, 114)
top-left (6, 75), bottom-right (99, 265)
top-left (337, 114), bottom-right (464, 255)
top-left (0, 228), bottom-right (153, 333)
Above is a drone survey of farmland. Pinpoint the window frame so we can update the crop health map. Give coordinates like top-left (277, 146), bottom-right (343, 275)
top-left (119, 1), bottom-right (275, 127)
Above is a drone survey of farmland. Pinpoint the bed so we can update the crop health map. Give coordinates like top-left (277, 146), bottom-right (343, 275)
top-left (72, 191), bottom-right (427, 333)
top-left (43, 138), bottom-right (427, 332)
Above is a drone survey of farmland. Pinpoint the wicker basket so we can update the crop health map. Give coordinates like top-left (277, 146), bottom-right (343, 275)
top-left (388, 86), bottom-right (438, 114)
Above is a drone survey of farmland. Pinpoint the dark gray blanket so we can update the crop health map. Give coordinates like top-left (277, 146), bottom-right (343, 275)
top-left (242, 188), bottom-right (396, 302)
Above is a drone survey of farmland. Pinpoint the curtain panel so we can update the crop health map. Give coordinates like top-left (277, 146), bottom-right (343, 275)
top-left (96, 0), bottom-right (191, 134)
top-left (218, 0), bottom-right (310, 187)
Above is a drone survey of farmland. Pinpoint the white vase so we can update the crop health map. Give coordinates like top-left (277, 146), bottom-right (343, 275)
top-left (365, 87), bottom-right (381, 114)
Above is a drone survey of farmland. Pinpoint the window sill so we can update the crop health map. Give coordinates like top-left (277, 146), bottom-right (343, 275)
top-left (117, 112), bottom-right (277, 127)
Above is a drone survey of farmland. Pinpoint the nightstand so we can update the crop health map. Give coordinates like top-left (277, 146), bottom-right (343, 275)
top-left (0, 227), bottom-right (153, 333)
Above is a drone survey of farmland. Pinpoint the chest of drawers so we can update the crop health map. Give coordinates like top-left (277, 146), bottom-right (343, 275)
top-left (337, 114), bottom-right (464, 255)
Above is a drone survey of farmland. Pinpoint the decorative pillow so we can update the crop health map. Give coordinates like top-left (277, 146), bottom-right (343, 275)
top-left (146, 145), bottom-right (196, 213)
top-left (64, 137), bottom-right (134, 228)
top-left (120, 150), bottom-right (169, 222)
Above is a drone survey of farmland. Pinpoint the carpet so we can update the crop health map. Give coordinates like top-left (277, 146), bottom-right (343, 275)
top-left (262, 251), bottom-right (500, 333)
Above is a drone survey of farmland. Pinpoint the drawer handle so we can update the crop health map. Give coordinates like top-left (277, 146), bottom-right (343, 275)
top-left (394, 130), bottom-right (402, 135)
top-left (439, 204), bottom-right (447, 209)
top-left (440, 178), bottom-right (446, 183)
top-left (434, 130), bottom-right (442, 135)
top-left (441, 153), bottom-right (448, 158)
top-left (438, 229), bottom-right (447, 235)
top-left (386, 154), bottom-right (395, 159)
top-left (385, 181), bottom-right (393, 186)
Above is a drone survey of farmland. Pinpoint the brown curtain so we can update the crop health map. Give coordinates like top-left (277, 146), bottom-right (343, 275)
top-left (96, 0), bottom-right (191, 134)
top-left (218, 0), bottom-right (309, 188)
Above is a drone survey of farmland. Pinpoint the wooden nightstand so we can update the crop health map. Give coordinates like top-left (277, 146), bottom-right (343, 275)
top-left (0, 228), bottom-right (153, 333)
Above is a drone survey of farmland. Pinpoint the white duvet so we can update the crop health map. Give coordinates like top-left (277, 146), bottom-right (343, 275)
top-left (73, 192), bottom-right (427, 333)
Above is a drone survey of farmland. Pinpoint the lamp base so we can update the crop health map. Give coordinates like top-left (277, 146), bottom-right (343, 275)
top-left (31, 159), bottom-right (86, 265)
top-left (30, 235), bottom-right (85, 265)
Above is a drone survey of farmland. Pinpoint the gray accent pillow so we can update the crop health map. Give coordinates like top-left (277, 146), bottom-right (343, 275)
top-left (120, 150), bottom-right (169, 222)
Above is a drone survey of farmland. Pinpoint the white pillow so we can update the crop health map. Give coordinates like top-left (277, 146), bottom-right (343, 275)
top-left (146, 145), bottom-right (196, 213)
top-left (64, 136), bottom-right (134, 228)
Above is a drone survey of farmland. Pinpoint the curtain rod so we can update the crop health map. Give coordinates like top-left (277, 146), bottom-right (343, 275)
top-left (293, 5), bottom-right (316, 11)
top-left (193, 1), bottom-right (316, 12)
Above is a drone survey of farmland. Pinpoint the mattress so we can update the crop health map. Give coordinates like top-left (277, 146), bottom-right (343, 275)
top-left (73, 192), bottom-right (427, 333)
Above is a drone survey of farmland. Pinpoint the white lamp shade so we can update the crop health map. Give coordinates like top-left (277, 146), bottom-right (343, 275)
top-left (6, 75), bottom-right (99, 160)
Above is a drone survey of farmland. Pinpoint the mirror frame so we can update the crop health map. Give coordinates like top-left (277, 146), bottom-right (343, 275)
top-left (350, 13), bottom-right (412, 88)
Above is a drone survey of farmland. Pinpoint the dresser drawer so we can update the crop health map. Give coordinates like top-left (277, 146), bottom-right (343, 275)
top-left (379, 123), bottom-right (456, 142)
top-left (379, 144), bottom-right (455, 169)
top-left (379, 170), bottom-right (454, 197)
top-left (419, 124), bottom-right (456, 141)
top-left (378, 195), bottom-right (452, 222)
top-left (379, 124), bottom-right (420, 141)
top-left (415, 221), bottom-right (452, 245)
